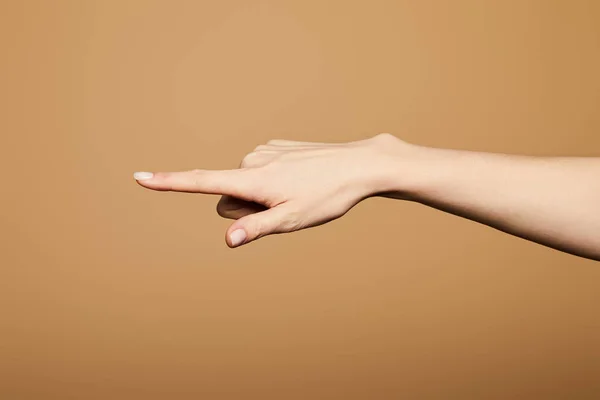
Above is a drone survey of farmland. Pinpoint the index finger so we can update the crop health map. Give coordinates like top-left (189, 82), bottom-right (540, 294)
top-left (133, 169), bottom-right (256, 198)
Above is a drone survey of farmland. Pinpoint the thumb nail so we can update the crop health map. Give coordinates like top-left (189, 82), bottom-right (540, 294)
top-left (230, 229), bottom-right (247, 247)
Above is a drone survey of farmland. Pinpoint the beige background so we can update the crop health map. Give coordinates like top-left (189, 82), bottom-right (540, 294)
top-left (1, 1), bottom-right (600, 399)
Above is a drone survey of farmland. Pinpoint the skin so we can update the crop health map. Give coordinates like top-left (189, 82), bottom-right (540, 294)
top-left (134, 133), bottom-right (600, 261)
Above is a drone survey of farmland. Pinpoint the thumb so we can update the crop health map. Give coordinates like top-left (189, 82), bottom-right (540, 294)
top-left (226, 205), bottom-right (297, 248)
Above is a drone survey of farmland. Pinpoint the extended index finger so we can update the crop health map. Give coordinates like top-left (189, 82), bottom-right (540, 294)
top-left (133, 169), bottom-right (256, 198)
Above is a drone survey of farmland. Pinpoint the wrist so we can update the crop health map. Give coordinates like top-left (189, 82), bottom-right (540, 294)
top-left (362, 133), bottom-right (435, 201)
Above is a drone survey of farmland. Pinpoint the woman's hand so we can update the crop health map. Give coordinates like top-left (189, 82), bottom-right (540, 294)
top-left (135, 132), bottom-right (600, 260)
top-left (134, 133), bottom-right (409, 247)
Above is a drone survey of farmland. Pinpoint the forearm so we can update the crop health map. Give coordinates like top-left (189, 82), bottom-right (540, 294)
top-left (376, 140), bottom-right (600, 261)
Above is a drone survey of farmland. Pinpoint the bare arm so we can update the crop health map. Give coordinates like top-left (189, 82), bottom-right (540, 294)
top-left (378, 139), bottom-right (600, 261)
top-left (134, 133), bottom-right (600, 261)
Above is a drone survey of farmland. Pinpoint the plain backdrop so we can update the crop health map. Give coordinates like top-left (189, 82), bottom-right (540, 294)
top-left (1, 1), bottom-right (599, 399)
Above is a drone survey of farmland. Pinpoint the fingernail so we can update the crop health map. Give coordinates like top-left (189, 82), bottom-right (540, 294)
top-left (133, 172), bottom-right (153, 180)
top-left (230, 229), bottom-right (247, 247)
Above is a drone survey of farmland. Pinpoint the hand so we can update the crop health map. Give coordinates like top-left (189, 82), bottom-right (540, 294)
top-left (134, 133), bottom-right (408, 247)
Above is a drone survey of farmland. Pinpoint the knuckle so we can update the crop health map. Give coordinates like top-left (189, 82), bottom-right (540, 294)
top-left (247, 218), bottom-right (263, 238)
top-left (254, 144), bottom-right (280, 152)
top-left (240, 153), bottom-right (254, 168)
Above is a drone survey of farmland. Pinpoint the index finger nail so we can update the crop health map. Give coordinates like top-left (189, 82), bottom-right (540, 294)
top-left (133, 172), bottom-right (154, 180)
